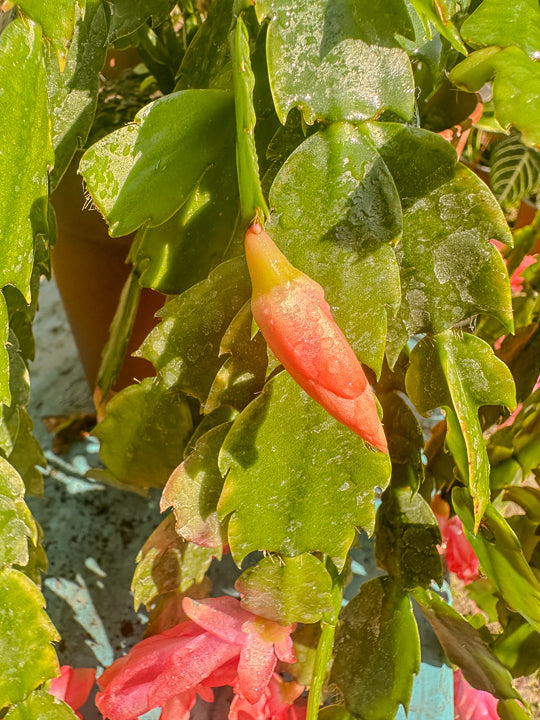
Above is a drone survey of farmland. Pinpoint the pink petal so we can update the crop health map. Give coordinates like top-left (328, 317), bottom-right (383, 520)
top-left (453, 670), bottom-right (499, 720)
top-left (182, 597), bottom-right (252, 645)
top-left (160, 690), bottom-right (198, 720)
top-left (50, 666), bottom-right (96, 715)
top-left (238, 630), bottom-right (277, 704)
top-left (96, 678), bottom-right (153, 720)
top-left (445, 516), bottom-right (479, 583)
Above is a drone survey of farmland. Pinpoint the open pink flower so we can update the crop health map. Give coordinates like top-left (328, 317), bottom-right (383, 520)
top-left (96, 596), bottom-right (296, 720)
top-left (432, 496), bottom-right (479, 583)
top-left (244, 222), bottom-right (387, 452)
top-left (229, 673), bottom-right (306, 720)
top-left (50, 665), bottom-right (96, 720)
top-left (453, 669), bottom-right (498, 720)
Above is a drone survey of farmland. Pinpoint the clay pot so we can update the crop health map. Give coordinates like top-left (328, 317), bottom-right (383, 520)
top-left (51, 156), bottom-right (163, 391)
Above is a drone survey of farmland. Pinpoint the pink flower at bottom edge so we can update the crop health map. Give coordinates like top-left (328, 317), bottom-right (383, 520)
top-left (50, 666), bottom-right (96, 720)
top-left (453, 669), bottom-right (498, 720)
top-left (229, 674), bottom-right (305, 720)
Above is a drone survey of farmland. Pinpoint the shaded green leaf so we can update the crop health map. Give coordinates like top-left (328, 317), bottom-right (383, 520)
top-left (256, 0), bottom-right (415, 124)
top-left (460, 0), bottom-right (540, 60)
top-left (378, 391), bottom-right (425, 489)
top-left (0, 293), bottom-right (9, 406)
top-left (267, 122), bottom-right (402, 375)
top-left (0, 457), bottom-right (36, 568)
top-left (331, 576), bottom-right (420, 720)
top-left (129, 143), bottom-right (240, 295)
top-left (493, 614), bottom-right (540, 677)
top-left (104, 0), bottom-right (174, 43)
top-left (80, 90), bottom-right (235, 236)
top-left (91, 378), bottom-right (193, 492)
top-left (236, 554), bottom-right (333, 624)
top-left (503, 486), bottom-right (540, 523)
top-left (375, 486), bottom-right (443, 590)
top-left (46, 0), bottom-right (109, 190)
top-left (408, 0), bottom-right (467, 54)
top-left (0, 568), bottom-right (59, 708)
top-left (406, 331), bottom-right (515, 524)
top-left (205, 302), bottom-right (268, 414)
top-left (14, 0), bottom-right (76, 65)
top-left (490, 133), bottom-right (540, 208)
top-left (7, 410), bottom-right (45, 497)
top-left (132, 513), bottom-right (217, 610)
top-left (139, 258), bottom-right (251, 401)
top-left (4, 690), bottom-right (79, 720)
top-left (0, 18), bottom-right (53, 302)
top-left (411, 587), bottom-right (519, 700)
top-left (364, 123), bottom-right (513, 361)
top-left (161, 422), bottom-right (231, 548)
top-left (450, 46), bottom-right (540, 148)
top-left (453, 487), bottom-right (540, 634)
top-left (218, 372), bottom-right (391, 566)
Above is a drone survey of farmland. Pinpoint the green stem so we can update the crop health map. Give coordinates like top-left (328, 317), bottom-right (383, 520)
top-left (231, 14), bottom-right (269, 224)
top-left (306, 559), bottom-right (344, 720)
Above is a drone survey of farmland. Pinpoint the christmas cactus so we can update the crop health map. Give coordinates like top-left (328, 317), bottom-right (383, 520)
top-left (1, 1), bottom-right (540, 719)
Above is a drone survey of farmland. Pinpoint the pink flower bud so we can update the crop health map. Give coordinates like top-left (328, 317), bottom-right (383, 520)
top-left (245, 223), bottom-right (388, 452)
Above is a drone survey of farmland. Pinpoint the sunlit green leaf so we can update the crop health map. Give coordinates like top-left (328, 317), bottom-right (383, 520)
top-left (218, 372), bottom-right (391, 566)
top-left (493, 614), bottom-right (540, 677)
top-left (0, 568), bottom-right (59, 708)
top-left (161, 423), bottom-right (231, 548)
top-left (256, 0), bottom-right (415, 124)
top-left (80, 90), bottom-right (235, 236)
top-left (132, 513), bottom-right (217, 610)
top-left (4, 690), bottom-right (79, 720)
top-left (91, 378), bottom-right (193, 492)
top-left (46, 0), bottom-right (109, 190)
top-left (450, 47), bottom-right (540, 148)
top-left (129, 143), bottom-right (240, 296)
top-left (0, 19), bottom-right (53, 302)
top-left (497, 699), bottom-right (532, 720)
top-left (8, 410), bottom-right (45, 497)
top-left (139, 258), bottom-right (251, 401)
top-left (408, 0), bottom-right (467, 54)
top-left (331, 576), bottom-right (420, 720)
top-left (14, 0), bottom-right (76, 65)
top-left (411, 587), bottom-right (519, 700)
top-left (364, 123), bottom-right (513, 361)
top-left (0, 457), bottom-right (36, 568)
top-left (460, 0), bottom-right (540, 60)
top-left (503, 486), bottom-right (540, 523)
top-left (375, 486), bottom-right (443, 590)
top-left (406, 331), bottom-right (515, 524)
top-left (267, 122), bottom-right (402, 375)
top-left (236, 554), bottom-right (333, 624)
top-left (453, 488), bottom-right (540, 634)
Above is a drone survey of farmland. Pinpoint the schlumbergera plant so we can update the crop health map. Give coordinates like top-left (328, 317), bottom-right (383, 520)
top-left (2, 0), bottom-right (540, 719)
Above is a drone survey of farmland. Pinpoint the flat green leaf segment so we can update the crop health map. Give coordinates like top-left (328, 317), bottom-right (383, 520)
top-left (132, 514), bottom-right (216, 611)
top-left (256, 0), bottom-right (415, 124)
top-left (218, 372), bottom-right (391, 565)
top-left (232, 16), bottom-right (268, 222)
top-left (0, 457), bottom-right (37, 567)
top-left (363, 123), bottom-right (513, 362)
top-left (453, 489), bottom-right (540, 634)
top-left (411, 588), bottom-right (519, 701)
top-left (0, 294), bottom-right (9, 406)
top-left (14, 0), bottom-right (76, 66)
top-left (0, 19), bottom-right (53, 302)
top-left (236, 554), bottom-right (333, 625)
top-left (408, 0), bottom-right (467, 54)
top-left (375, 486), bottom-right (443, 590)
top-left (161, 423), bottom-right (232, 548)
top-left (331, 576), bottom-right (420, 720)
top-left (4, 690), bottom-right (78, 720)
top-left (407, 331), bottom-right (515, 525)
top-left (91, 378), bottom-right (193, 492)
top-left (450, 47), bottom-right (540, 148)
top-left (460, 0), bottom-right (540, 60)
top-left (46, 0), bottom-right (108, 190)
top-left (139, 258), bottom-right (252, 401)
top-left (490, 134), bottom-right (540, 208)
top-left (266, 122), bottom-right (402, 375)
top-left (104, 0), bottom-right (173, 42)
top-left (129, 143), bottom-right (240, 295)
top-left (80, 90), bottom-right (235, 236)
top-left (0, 568), bottom-right (59, 709)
